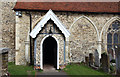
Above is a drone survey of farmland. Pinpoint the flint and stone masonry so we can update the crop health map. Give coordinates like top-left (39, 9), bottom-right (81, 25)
top-left (15, 10), bottom-right (119, 69)
top-left (0, 2), bottom-right (16, 62)
top-left (0, 2), bottom-right (15, 76)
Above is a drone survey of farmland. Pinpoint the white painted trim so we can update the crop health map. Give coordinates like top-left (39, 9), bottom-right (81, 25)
top-left (69, 15), bottom-right (99, 41)
top-left (30, 9), bottom-right (70, 38)
top-left (40, 35), bottom-right (59, 69)
top-left (100, 17), bottom-right (120, 41)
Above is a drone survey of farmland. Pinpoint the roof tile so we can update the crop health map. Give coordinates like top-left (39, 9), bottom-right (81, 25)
top-left (13, 2), bottom-right (120, 13)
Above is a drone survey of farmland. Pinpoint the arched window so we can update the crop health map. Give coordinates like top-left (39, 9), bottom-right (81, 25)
top-left (107, 20), bottom-right (120, 60)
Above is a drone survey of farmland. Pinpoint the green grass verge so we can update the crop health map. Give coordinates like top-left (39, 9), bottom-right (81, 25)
top-left (64, 64), bottom-right (109, 76)
top-left (8, 62), bottom-right (36, 76)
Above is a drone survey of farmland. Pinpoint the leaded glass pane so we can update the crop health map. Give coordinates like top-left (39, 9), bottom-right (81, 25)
top-left (107, 45), bottom-right (112, 51)
top-left (119, 34), bottom-right (120, 43)
top-left (114, 45), bottom-right (119, 49)
top-left (112, 21), bottom-right (120, 30)
top-left (112, 23), bottom-right (118, 30)
top-left (114, 33), bottom-right (118, 44)
top-left (107, 33), bottom-right (112, 43)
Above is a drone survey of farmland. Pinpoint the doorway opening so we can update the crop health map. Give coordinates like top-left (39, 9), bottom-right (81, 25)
top-left (43, 36), bottom-right (57, 69)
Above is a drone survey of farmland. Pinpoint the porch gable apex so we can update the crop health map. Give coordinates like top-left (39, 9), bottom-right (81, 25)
top-left (30, 9), bottom-right (70, 38)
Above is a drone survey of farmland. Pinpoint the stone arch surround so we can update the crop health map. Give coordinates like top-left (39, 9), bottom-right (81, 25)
top-left (40, 35), bottom-right (59, 69)
top-left (69, 15), bottom-right (99, 41)
top-left (69, 16), bottom-right (98, 62)
top-left (100, 17), bottom-right (120, 52)
top-left (35, 34), bottom-right (64, 69)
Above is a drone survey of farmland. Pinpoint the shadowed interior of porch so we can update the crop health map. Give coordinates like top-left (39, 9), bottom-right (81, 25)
top-left (43, 36), bottom-right (57, 69)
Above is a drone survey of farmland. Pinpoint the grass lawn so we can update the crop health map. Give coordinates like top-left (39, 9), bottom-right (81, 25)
top-left (8, 62), bottom-right (36, 76)
top-left (64, 64), bottom-right (109, 76)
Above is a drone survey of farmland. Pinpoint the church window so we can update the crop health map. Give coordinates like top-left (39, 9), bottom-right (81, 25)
top-left (107, 20), bottom-right (120, 51)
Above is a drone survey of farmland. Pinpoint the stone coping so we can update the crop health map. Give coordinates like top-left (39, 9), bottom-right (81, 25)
top-left (0, 48), bottom-right (9, 54)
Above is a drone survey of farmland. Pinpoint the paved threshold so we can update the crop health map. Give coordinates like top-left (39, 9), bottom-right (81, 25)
top-left (36, 65), bottom-right (69, 77)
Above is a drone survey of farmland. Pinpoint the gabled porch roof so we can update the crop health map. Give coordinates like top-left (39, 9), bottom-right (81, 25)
top-left (30, 9), bottom-right (70, 38)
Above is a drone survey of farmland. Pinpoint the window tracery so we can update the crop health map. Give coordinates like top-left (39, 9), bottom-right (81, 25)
top-left (107, 20), bottom-right (120, 51)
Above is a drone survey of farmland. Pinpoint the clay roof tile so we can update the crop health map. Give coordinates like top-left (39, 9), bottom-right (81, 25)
top-left (13, 1), bottom-right (120, 13)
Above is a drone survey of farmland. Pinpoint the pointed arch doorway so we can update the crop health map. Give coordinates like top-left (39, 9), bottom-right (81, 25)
top-left (41, 36), bottom-right (59, 69)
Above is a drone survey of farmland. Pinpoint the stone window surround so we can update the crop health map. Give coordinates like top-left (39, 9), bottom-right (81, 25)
top-left (107, 20), bottom-right (120, 50)
top-left (101, 17), bottom-right (120, 53)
